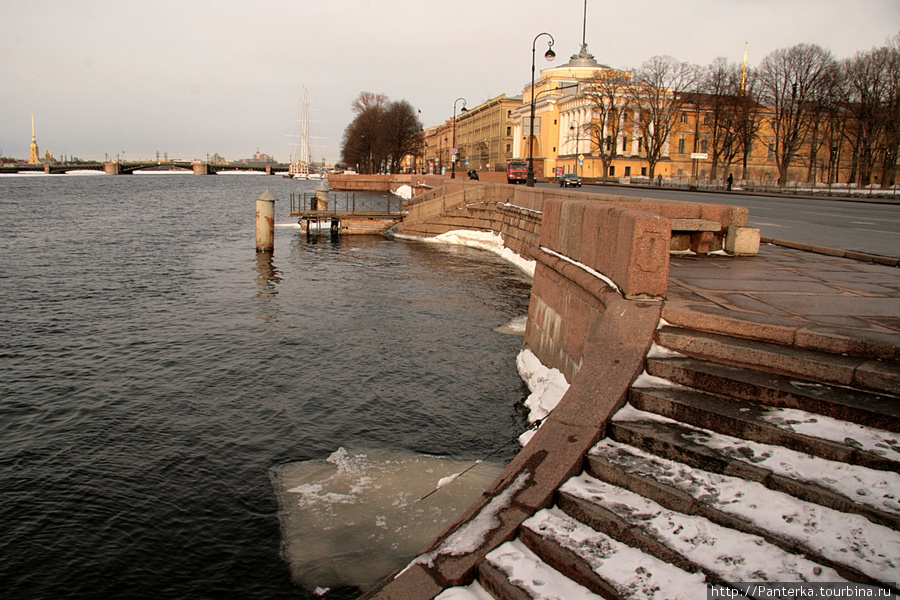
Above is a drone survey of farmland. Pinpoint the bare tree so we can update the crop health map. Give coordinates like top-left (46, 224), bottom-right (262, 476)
top-left (381, 100), bottom-right (424, 174)
top-left (697, 57), bottom-right (748, 183)
top-left (880, 34), bottom-right (900, 187)
top-left (341, 93), bottom-right (422, 174)
top-left (628, 55), bottom-right (697, 180)
top-left (755, 43), bottom-right (837, 186)
top-left (582, 72), bottom-right (630, 180)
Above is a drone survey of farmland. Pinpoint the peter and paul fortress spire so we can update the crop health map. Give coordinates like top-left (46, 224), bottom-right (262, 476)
top-left (29, 113), bottom-right (41, 165)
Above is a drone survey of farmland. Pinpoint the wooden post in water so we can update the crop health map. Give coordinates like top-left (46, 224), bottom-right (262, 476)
top-left (256, 189), bottom-right (278, 252)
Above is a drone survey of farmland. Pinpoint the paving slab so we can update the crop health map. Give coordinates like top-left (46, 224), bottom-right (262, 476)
top-left (667, 246), bottom-right (900, 361)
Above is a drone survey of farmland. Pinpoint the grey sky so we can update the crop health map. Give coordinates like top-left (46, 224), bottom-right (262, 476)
top-left (2, 0), bottom-right (897, 164)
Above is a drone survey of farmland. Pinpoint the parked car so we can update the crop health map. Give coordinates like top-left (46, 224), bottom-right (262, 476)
top-left (559, 173), bottom-right (582, 187)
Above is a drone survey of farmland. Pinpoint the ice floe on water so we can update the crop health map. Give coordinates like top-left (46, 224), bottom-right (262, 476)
top-left (493, 314), bottom-right (528, 336)
top-left (270, 447), bottom-right (505, 593)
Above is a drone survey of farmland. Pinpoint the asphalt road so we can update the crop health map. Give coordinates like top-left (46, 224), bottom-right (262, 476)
top-left (541, 183), bottom-right (900, 259)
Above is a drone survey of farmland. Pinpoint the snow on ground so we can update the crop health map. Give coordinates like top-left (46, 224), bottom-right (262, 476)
top-left (392, 184), bottom-right (413, 200)
top-left (590, 439), bottom-right (900, 582)
top-left (427, 230), bottom-right (535, 277)
top-left (758, 406), bottom-right (900, 462)
top-left (613, 404), bottom-right (900, 518)
top-left (413, 471), bottom-right (531, 568)
top-left (516, 349), bottom-right (570, 445)
top-left (524, 507), bottom-right (710, 600)
top-left (561, 473), bottom-right (845, 584)
top-left (486, 539), bottom-right (604, 600)
top-left (540, 246), bottom-right (623, 296)
top-left (435, 581), bottom-right (496, 600)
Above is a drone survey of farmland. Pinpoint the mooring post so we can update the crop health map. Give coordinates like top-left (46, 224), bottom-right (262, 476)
top-left (315, 181), bottom-right (329, 211)
top-left (256, 189), bottom-right (278, 252)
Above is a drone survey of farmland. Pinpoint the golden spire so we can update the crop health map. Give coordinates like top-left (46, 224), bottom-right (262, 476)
top-left (741, 42), bottom-right (748, 94)
top-left (29, 113), bottom-right (41, 164)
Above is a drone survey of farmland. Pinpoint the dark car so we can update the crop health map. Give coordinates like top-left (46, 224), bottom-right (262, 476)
top-left (559, 173), bottom-right (582, 187)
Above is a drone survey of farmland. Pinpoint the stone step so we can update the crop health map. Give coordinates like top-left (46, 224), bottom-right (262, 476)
top-left (654, 326), bottom-right (900, 395)
top-left (557, 473), bottom-right (844, 590)
top-left (517, 507), bottom-right (712, 600)
top-left (478, 539), bottom-right (605, 600)
top-left (644, 356), bottom-right (900, 433)
top-left (608, 406), bottom-right (900, 531)
top-left (628, 385), bottom-right (900, 473)
top-left (581, 439), bottom-right (900, 589)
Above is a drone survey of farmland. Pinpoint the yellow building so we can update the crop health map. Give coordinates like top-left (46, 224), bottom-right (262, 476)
top-left (423, 94), bottom-right (522, 175)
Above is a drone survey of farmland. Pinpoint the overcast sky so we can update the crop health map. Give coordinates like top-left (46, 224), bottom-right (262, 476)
top-left (2, 0), bottom-right (897, 164)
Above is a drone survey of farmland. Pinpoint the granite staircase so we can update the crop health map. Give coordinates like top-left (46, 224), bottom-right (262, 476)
top-left (440, 320), bottom-right (900, 600)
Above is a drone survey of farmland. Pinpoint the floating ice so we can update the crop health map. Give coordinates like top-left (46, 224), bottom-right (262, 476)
top-left (493, 315), bottom-right (528, 336)
top-left (270, 447), bottom-right (505, 593)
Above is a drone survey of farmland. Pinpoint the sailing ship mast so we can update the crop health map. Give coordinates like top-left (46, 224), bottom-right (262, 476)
top-left (288, 87), bottom-right (324, 179)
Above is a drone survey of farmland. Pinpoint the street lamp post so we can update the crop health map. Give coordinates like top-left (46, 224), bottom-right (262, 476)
top-left (569, 122), bottom-right (582, 177)
top-left (526, 32), bottom-right (556, 187)
top-left (451, 97), bottom-right (467, 179)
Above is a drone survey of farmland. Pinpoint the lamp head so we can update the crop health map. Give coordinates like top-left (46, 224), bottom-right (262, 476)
top-left (544, 47), bottom-right (556, 61)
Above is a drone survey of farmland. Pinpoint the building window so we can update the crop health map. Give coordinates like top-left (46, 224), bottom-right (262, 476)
top-left (506, 126), bottom-right (511, 135)
top-left (680, 113), bottom-right (688, 123)
top-left (625, 166), bottom-right (632, 176)
top-left (506, 144), bottom-right (511, 152)
top-left (609, 166), bottom-right (615, 176)
top-left (622, 137), bottom-right (628, 152)
top-left (678, 138), bottom-right (686, 154)
top-left (641, 167), bottom-right (647, 176)
top-left (701, 140), bottom-right (709, 154)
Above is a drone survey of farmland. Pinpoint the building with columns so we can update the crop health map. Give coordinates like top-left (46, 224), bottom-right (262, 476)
top-left (422, 94), bottom-right (522, 174)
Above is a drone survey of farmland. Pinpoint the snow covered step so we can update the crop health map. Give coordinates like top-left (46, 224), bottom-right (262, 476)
top-left (557, 473), bottom-right (843, 590)
top-left (645, 355), bottom-right (900, 432)
top-left (517, 507), bottom-right (713, 600)
top-left (655, 326), bottom-right (900, 395)
top-left (478, 539), bottom-right (604, 600)
top-left (583, 439), bottom-right (900, 588)
top-left (608, 405), bottom-right (900, 531)
top-left (629, 385), bottom-right (900, 472)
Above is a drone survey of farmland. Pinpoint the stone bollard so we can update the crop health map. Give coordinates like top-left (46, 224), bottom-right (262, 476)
top-left (256, 189), bottom-right (278, 252)
top-left (315, 181), bottom-right (329, 211)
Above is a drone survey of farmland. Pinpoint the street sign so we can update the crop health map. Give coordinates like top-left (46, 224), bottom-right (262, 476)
top-left (690, 153), bottom-right (709, 160)
top-left (450, 148), bottom-right (458, 155)
top-left (578, 154), bottom-right (585, 161)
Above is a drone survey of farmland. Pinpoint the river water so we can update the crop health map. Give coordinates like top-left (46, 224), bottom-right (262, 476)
top-left (0, 173), bottom-right (533, 599)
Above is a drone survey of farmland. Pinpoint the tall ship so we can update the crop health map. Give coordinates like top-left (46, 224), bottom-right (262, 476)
top-left (287, 87), bottom-right (324, 180)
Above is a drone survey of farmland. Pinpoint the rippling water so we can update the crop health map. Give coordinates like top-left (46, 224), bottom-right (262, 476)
top-left (0, 173), bottom-right (533, 599)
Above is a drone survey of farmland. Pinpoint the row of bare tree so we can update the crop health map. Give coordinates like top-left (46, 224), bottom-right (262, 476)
top-left (340, 93), bottom-right (424, 175)
top-left (582, 35), bottom-right (900, 187)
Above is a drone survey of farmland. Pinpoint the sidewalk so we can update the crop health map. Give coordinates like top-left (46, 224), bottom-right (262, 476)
top-left (663, 243), bottom-right (900, 365)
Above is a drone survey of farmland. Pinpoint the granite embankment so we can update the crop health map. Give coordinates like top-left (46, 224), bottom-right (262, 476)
top-left (327, 175), bottom-right (900, 600)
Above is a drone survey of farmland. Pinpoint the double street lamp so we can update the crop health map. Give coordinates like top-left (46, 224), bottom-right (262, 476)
top-left (526, 32), bottom-right (556, 187)
top-left (451, 97), bottom-right (467, 179)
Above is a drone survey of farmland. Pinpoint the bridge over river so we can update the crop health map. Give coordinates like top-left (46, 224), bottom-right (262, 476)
top-left (0, 161), bottom-right (289, 175)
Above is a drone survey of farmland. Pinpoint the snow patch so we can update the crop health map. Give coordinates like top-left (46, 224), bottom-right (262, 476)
top-left (561, 473), bottom-right (844, 584)
top-left (516, 349), bottom-right (570, 445)
top-left (524, 507), bottom-right (710, 599)
top-left (486, 539), bottom-right (604, 600)
top-left (759, 407), bottom-right (900, 461)
top-left (590, 439), bottom-right (900, 582)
